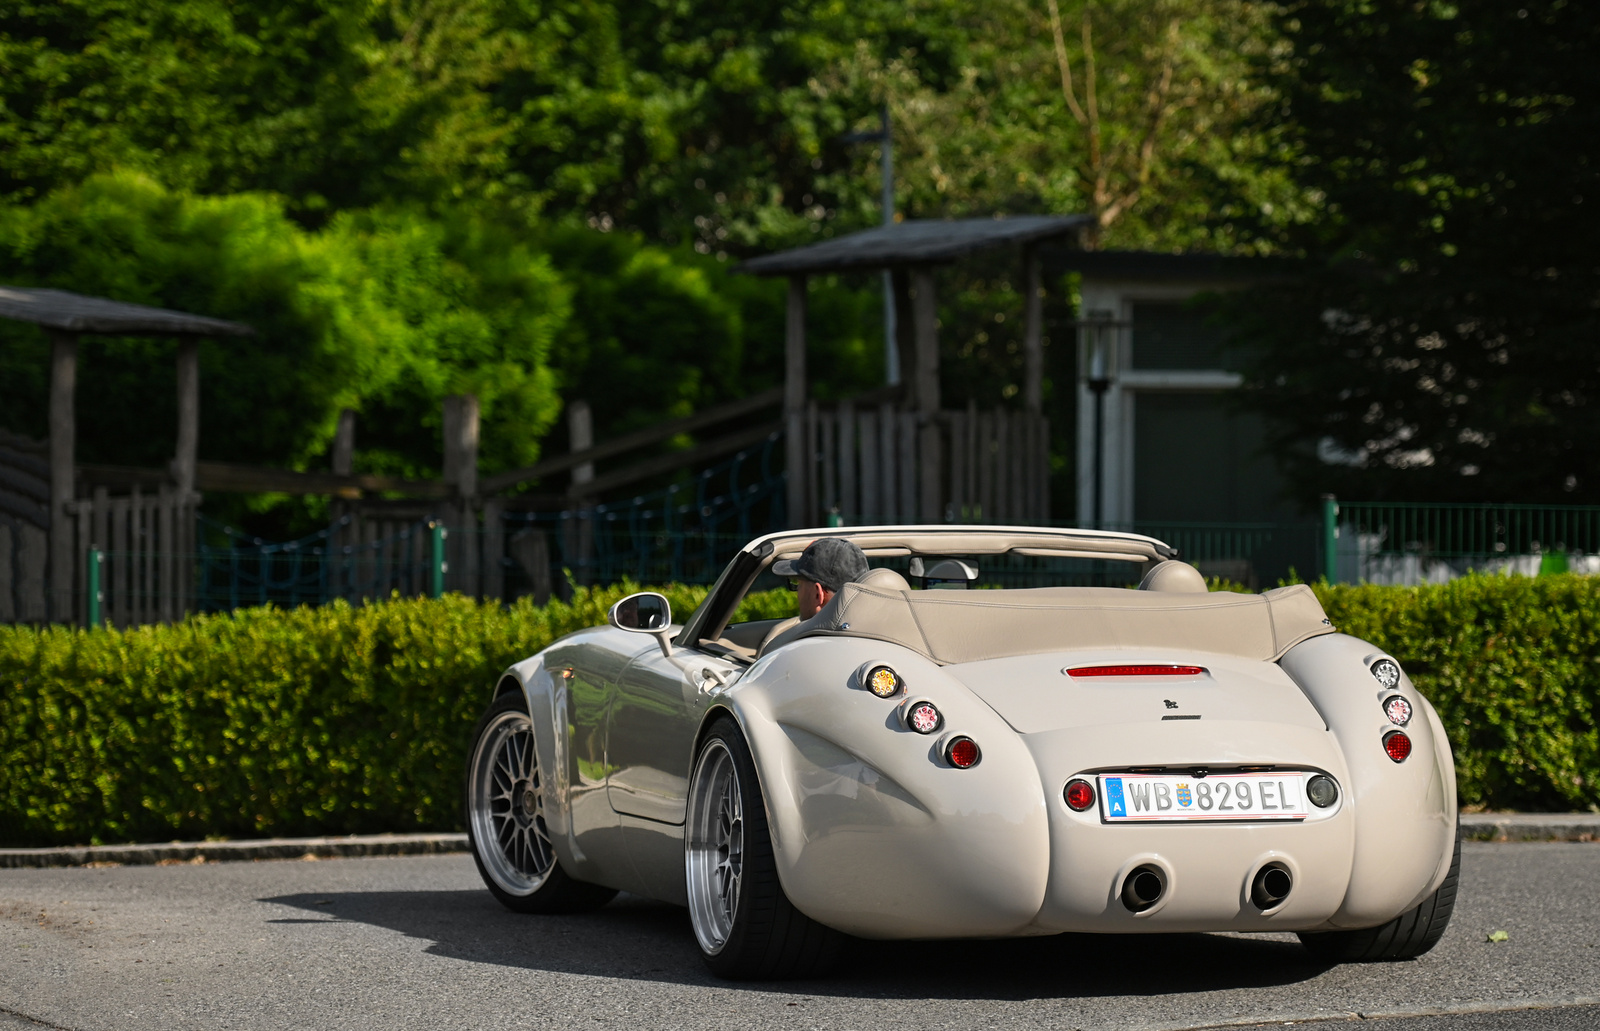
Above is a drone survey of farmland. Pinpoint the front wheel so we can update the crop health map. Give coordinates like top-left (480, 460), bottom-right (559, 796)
top-left (465, 692), bottom-right (615, 914)
top-left (685, 716), bottom-right (844, 979)
top-left (1298, 821), bottom-right (1461, 962)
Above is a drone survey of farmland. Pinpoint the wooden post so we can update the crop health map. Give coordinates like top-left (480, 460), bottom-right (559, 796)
top-left (442, 394), bottom-right (479, 499)
top-left (332, 409), bottom-right (356, 476)
top-left (482, 496), bottom-right (504, 604)
top-left (48, 332), bottom-right (77, 622)
top-left (838, 400), bottom-right (856, 524)
top-left (784, 275), bottom-right (808, 525)
top-left (173, 339), bottom-right (199, 496)
top-left (1023, 247), bottom-right (1044, 415)
top-left (568, 401), bottom-right (594, 490)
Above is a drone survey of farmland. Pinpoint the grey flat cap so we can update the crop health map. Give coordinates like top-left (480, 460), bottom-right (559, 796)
top-left (771, 537), bottom-right (869, 593)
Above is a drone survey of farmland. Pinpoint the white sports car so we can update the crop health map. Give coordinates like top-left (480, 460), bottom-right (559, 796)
top-left (465, 526), bottom-right (1459, 978)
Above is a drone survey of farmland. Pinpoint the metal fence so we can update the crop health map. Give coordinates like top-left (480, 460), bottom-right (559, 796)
top-left (1322, 498), bottom-right (1600, 585)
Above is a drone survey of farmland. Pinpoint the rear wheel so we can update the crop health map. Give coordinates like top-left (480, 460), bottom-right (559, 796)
top-left (465, 692), bottom-right (615, 914)
top-left (1298, 821), bottom-right (1461, 962)
top-left (685, 716), bottom-right (844, 979)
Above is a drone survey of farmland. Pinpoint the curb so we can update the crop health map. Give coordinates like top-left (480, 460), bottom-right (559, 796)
top-left (0, 832), bottom-right (468, 869)
top-left (1459, 812), bottom-right (1599, 842)
top-left (2, 814), bottom-right (1594, 870)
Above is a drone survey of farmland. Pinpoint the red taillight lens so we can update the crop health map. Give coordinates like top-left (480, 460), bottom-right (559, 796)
top-left (1066, 665), bottom-right (1207, 677)
top-left (1064, 779), bottom-right (1095, 811)
top-left (1384, 731), bottom-right (1412, 763)
top-left (946, 737), bottom-right (981, 769)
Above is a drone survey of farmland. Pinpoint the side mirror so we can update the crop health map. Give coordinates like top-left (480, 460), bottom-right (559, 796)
top-left (608, 592), bottom-right (674, 656)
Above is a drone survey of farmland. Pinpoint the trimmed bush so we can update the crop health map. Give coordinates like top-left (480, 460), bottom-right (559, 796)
top-left (1, 576), bottom-right (1595, 848)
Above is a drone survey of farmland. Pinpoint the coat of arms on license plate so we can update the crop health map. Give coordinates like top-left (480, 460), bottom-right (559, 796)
top-left (1176, 782), bottom-right (1192, 807)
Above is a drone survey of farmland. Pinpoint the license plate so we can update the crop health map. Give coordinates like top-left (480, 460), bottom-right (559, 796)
top-left (1098, 773), bottom-right (1308, 822)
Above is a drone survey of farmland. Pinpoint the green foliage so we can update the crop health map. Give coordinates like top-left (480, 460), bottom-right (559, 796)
top-left (1229, 0), bottom-right (1600, 503)
top-left (0, 174), bottom-right (568, 485)
top-left (1315, 575), bottom-right (1600, 813)
top-left (2, 576), bottom-right (1595, 847)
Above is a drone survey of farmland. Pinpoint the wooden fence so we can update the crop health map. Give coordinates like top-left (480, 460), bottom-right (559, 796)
top-left (792, 402), bottom-right (1050, 527)
top-left (74, 486), bottom-right (199, 628)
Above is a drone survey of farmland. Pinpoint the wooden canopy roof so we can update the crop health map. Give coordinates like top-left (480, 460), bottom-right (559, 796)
top-left (740, 215), bottom-right (1092, 276)
top-left (0, 286), bottom-right (253, 337)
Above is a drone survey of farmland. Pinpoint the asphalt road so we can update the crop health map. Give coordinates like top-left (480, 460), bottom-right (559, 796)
top-left (1, 843), bottom-right (1596, 1031)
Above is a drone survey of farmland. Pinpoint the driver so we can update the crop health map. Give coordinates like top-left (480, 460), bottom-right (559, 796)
top-left (772, 537), bottom-right (869, 620)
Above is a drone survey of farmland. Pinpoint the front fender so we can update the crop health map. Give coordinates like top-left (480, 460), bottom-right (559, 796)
top-left (721, 639), bottom-right (1051, 939)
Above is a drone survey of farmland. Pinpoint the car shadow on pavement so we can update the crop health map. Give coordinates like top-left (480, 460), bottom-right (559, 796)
top-left (260, 888), bottom-right (1332, 999)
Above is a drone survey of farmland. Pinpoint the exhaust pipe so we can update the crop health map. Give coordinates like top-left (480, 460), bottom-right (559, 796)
top-left (1120, 865), bottom-right (1166, 913)
top-left (1251, 863), bottom-right (1293, 910)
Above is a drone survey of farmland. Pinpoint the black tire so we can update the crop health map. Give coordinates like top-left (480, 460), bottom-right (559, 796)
top-left (465, 691), bottom-right (616, 914)
top-left (685, 716), bottom-right (845, 979)
top-left (1298, 820), bottom-right (1461, 962)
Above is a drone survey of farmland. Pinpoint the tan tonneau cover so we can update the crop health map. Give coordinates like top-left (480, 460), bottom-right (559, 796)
top-left (800, 583), bottom-right (1333, 664)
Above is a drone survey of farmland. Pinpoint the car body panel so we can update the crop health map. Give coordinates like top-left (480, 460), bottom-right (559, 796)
top-left (483, 526), bottom-right (1456, 942)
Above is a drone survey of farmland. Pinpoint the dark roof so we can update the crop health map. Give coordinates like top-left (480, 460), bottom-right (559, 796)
top-left (0, 286), bottom-right (254, 337)
top-left (1041, 249), bottom-right (1300, 282)
top-left (741, 215), bottom-right (1093, 276)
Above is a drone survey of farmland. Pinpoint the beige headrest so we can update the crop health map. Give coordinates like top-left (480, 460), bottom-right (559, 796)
top-left (855, 567), bottom-right (911, 591)
top-left (1139, 560), bottom-right (1208, 594)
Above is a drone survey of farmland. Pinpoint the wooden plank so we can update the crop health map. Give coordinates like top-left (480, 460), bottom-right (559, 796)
top-left (195, 461), bottom-right (449, 498)
top-left (819, 408), bottom-right (836, 519)
top-left (138, 490), bottom-right (153, 626)
top-left (332, 410), bottom-right (355, 476)
top-left (111, 497), bottom-right (128, 627)
top-left (442, 394), bottom-right (480, 499)
top-left (785, 276), bottom-right (808, 412)
top-left (1037, 415), bottom-right (1052, 523)
top-left (965, 400), bottom-right (979, 520)
top-left (977, 411), bottom-right (995, 524)
top-left (838, 401), bottom-right (857, 524)
top-left (898, 412), bottom-right (917, 524)
top-left (857, 409), bottom-right (878, 524)
top-left (17, 523), bottom-right (48, 623)
top-left (911, 269), bottom-right (940, 414)
top-left (48, 332), bottom-right (76, 622)
top-left (878, 403), bottom-right (897, 523)
top-left (993, 411), bottom-right (1010, 524)
top-left (919, 418), bottom-right (942, 522)
top-left (159, 485), bottom-right (175, 622)
top-left (1009, 413), bottom-right (1026, 525)
top-left (948, 411), bottom-right (966, 523)
top-left (74, 496), bottom-right (90, 626)
top-left (0, 524), bottom-right (12, 623)
top-left (575, 422), bottom-right (781, 500)
top-left (806, 401), bottom-right (821, 526)
top-left (480, 387), bottom-right (784, 495)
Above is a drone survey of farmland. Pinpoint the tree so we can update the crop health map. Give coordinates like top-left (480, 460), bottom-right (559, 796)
top-left (1228, 0), bottom-right (1600, 504)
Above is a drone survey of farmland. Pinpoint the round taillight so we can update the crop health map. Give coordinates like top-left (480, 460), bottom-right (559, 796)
top-left (945, 737), bottom-right (981, 769)
top-left (1370, 658), bottom-right (1401, 689)
top-left (1383, 695), bottom-right (1412, 725)
top-left (906, 701), bottom-right (943, 735)
top-left (1384, 731), bottom-right (1412, 763)
top-left (1064, 779), bottom-right (1095, 811)
top-left (866, 665), bottom-right (902, 698)
top-left (1307, 774), bottom-right (1339, 808)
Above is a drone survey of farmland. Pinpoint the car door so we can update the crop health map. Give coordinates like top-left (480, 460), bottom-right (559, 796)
top-left (605, 643), bottom-right (743, 823)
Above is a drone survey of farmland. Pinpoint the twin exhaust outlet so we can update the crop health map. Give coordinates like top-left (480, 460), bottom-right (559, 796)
top-left (1119, 862), bottom-right (1293, 913)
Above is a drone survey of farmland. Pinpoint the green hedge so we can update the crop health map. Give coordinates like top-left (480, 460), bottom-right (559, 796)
top-left (1, 576), bottom-right (1595, 848)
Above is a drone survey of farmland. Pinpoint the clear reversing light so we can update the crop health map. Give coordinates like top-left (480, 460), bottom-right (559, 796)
top-left (1306, 774), bottom-right (1338, 808)
top-left (906, 701), bottom-right (943, 734)
top-left (1064, 779), bottom-right (1095, 811)
top-left (1383, 731), bottom-right (1412, 763)
top-left (1370, 658), bottom-right (1401, 690)
top-left (865, 665), bottom-right (902, 698)
top-left (1383, 695), bottom-right (1413, 726)
top-left (945, 737), bottom-right (981, 769)
top-left (1065, 664), bottom-right (1207, 678)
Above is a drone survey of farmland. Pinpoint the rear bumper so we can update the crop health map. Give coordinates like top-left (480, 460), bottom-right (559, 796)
top-left (1024, 722), bottom-right (1360, 933)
